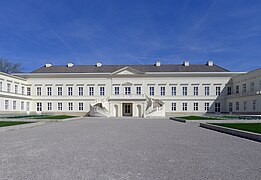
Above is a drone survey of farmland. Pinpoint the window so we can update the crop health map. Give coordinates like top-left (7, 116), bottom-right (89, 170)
top-left (15, 85), bottom-right (18, 94)
top-left (235, 85), bottom-right (239, 94)
top-left (100, 87), bottom-right (105, 96)
top-left (171, 102), bottom-right (176, 111)
top-left (182, 103), bottom-right (187, 111)
top-left (253, 100), bottom-right (256, 110)
top-left (194, 103), bottom-right (198, 111)
top-left (68, 87), bottom-right (73, 96)
top-left (182, 87), bottom-right (187, 96)
top-left (22, 86), bottom-right (25, 94)
top-left (5, 100), bottom-right (9, 110)
top-left (215, 103), bottom-right (221, 112)
top-left (216, 86), bottom-right (221, 96)
top-left (229, 102), bottom-right (233, 112)
top-left (21, 101), bottom-right (24, 110)
top-left (13, 101), bottom-right (16, 110)
top-left (37, 87), bottom-right (42, 96)
top-left (0, 81), bottom-right (2, 91)
top-left (36, 102), bottom-right (42, 111)
top-left (125, 87), bottom-right (131, 95)
top-left (205, 86), bottom-right (210, 96)
top-left (171, 87), bottom-right (176, 96)
top-left (47, 102), bottom-right (52, 111)
top-left (136, 87), bottom-right (141, 95)
top-left (250, 82), bottom-right (255, 92)
top-left (149, 87), bottom-right (154, 96)
top-left (114, 87), bottom-right (119, 95)
top-left (205, 103), bottom-right (210, 111)
top-left (7, 83), bottom-right (11, 92)
top-left (68, 102), bottom-right (73, 110)
top-left (89, 87), bottom-right (94, 96)
top-left (27, 87), bottom-right (31, 96)
top-left (236, 102), bottom-right (239, 111)
top-left (160, 87), bottom-right (165, 96)
top-left (79, 102), bottom-right (84, 111)
top-left (79, 87), bottom-right (83, 96)
top-left (58, 102), bottom-right (63, 111)
top-left (227, 87), bottom-right (232, 95)
top-left (243, 101), bottom-right (247, 111)
top-left (26, 102), bottom-right (30, 111)
top-left (58, 87), bottom-right (62, 96)
top-left (47, 87), bottom-right (52, 96)
top-left (194, 87), bottom-right (198, 96)
top-left (242, 84), bottom-right (246, 93)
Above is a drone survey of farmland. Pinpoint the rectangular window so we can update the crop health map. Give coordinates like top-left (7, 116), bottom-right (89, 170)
top-left (215, 103), bottom-right (221, 112)
top-left (171, 87), bottom-right (176, 96)
top-left (22, 86), bottom-right (25, 94)
top-left (47, 87), bottom-right (52, 96)
top-left (236, 102), bottom-right (239, 111)
top-left (36, 102), bottom-right (42, 111)
top-left (227, 87), bottom-right (232, 95)
top-left (205, 103), bottom-right (210, 111)
top-left (5, 100), bottom-right (9, 110)
top-left (205, 86), bottom-right (210, 96)
top-left (79, 102), bottom-right (84, 111)
top-left (78, 87), bottom-right (83, 96)
top-left (194, 87), bottom-right (198, 96)
top-left (68, 102), bottom-right (73, 111)
top-left (68, 87), bottom-right (73, 96)
top-left (13, 101), bottom-right (16, 110)
top-left (136, 87), bottom-right (141, 95)
top-left (216, 86), bottom-right (221, 96)
top-left (114, 87), bottom-right (120, 95)
top-left (242, 84), bottom-right (246, 93)
top-left (171, 102), bottom-right (176, 111)
top-left (47, 102), bottom-right (52, 111)
top-left (182, 103), bottom-right (187, 111)
top-left (125, 87), bottom-right (131, 95)
top-left (7, 83), bottom-right (11, 92)
top-left (243, 101), bottom-right (247, 111)
top-left (229, 102), bottom-right (233, 112)
top-left (253, 100), bottom-right (256, 110)
top-left (21, 101), bottom-right (24, 110)
top-left (100, 87), bottom-right (105, 96)
top-left (194, 103), bottom-right (198, 111)
top-left (89, 87), bottom-right (94, 96)
top-left (235, 85), bottom-right (239, 94)
top-left (58, 87), bottom-right (62, 96)
top-left (0, 81), bottom-right (2, 91)
top-left (58, 102), bottom-right (63, 111)
top-left (160, 87), bottom-right (165, 96)
top-left (149, 87), bottom-right (154, 96)
top-left (27, 87), bottom-right (31, 96)
top-left (15, 85), bottom-right (18, 94)
top-left (37, 87), bottom-right (42, 96)
top-left (250, 82), bottom-right (255, 92)
top-left (26, 102), bottom-right (30, 111)
top-left (182, 87), bottom-right (187, 96)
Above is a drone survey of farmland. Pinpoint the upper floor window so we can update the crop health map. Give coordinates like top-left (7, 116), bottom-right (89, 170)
top-left (194, 87), bottom-right (198, 96)
top-left (125, 87), bottom-right (131, 95)
top-left (22, 86), bottom-right (25, 94)
top-left (27, 87), bottom-right (31, 96)
top-left (171, 102), bottom-right (176, 111)
top-left (15, 85), bottom-right (18, 94)
top-left (7, 83), bottom-right (11, 92)
top-left (250, 82), bottom-right (255, 92)
top-left (136, 87), bottom-right (141, 95)
top-left (47, 87), bottom-right (52, 96)
top-left (182, 87), bottom-right (187, 96)
top-left (89, 87), bottom-right (94, 96)
top-left (78, 87), bottom-right (83, 96)
top-left (100, 87), bottom-right (105, 96)
top-left (205, 86), bottom-right (210, 96)
top-left (58, 87), bottom-right (62, 96)
top-left (149, 87), bottom-right (154, 96)
top-left (160, 87), bottom-right (165, 96)
top-left (227, 87), bottom-right (232, 95)
top-left (216, 86), bottom-right (221, 96)
top-left (37, 87), bottom-right (42, 96)
top-left (235, 85), bottom-right (239, 94)
top-left (242, 84), bottom-right (246, 93)
top-left (114, 87), bottom-right (119, 95)
top-left (68, 87), bottom-right (73, 96)
top-left (171, 87), bottom-right (176, 96)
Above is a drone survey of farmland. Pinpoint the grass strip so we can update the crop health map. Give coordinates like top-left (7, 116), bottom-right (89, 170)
top-left (211, 123), bottom-right (261, 134)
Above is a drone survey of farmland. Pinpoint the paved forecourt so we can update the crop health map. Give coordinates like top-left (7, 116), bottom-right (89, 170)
top-left (0, 117), bottom-right (260, 180)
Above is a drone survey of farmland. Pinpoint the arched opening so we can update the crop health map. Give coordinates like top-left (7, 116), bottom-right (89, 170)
top-left (114, 105), bottom-right (119, 117)
top-left (137, 105), bottom-right (142, 117)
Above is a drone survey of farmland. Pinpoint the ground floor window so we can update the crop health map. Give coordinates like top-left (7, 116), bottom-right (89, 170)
top-left (5, 100), bottom-right (9, 110)
top-left (21, 101), bottom-right (24, 110)
top-left (236, 102), bottom-right (239, 111)
top-left (215, 103), bottom-right (221, 112)
top-left (194, 103), bottom-right (198, 111)
top-left (182, 103), bottom-right (187, 111)
top-left (26, 102), bottom-right (30, 111)
top-left (79, 103), bottom-right (84, 110)
top-left (68, 102), bottom-right (73, 111)
top-left (13, 101), bottom-right (16, 110)
top-left (37, 102), bottom-right (42, 111)
top-left (205, 103), bottom-right (209, 111)
top-left (47, 102), bottom-right (52, 110)
top-left (58, 102), bottom-right (63, 111)
top-left (243, 101), bottom-right (247, 110)
top-left (253, 100), bottom-right (256, 110)
top-left (229, 102), bottom-right (233, 112)
top-left (171, 102), bottom-right (176, 111)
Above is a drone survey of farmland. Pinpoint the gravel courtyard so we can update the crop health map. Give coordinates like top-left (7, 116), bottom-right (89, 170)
top-left (0, 118), bottom-right (260, 180)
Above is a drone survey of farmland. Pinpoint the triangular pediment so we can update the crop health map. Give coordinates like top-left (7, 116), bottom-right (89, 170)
top-left (111, 66), bottom-right (144, 75)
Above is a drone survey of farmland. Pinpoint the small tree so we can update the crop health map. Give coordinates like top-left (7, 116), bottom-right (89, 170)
top-left (0, 59), bottom-right (21, 73)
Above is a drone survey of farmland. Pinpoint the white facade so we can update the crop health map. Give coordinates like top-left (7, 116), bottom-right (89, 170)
top-left (0, 63), bottom-right (260, 117)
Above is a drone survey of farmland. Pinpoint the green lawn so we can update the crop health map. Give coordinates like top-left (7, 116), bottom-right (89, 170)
top-left (0, 121), bottom-right (32, 127)
top-left (211, 123), bottom-right (261, 134)
top-left (6, 115), bottom-right (77, 119)
top-left (177, 116), bottom-right (223, 120)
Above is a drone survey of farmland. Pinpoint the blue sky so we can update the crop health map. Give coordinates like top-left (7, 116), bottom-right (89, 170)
top-left (0, 0), bottom-right (261, 72)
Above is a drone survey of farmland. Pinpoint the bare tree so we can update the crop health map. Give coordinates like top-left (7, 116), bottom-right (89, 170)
top-left (0, 59), bottom-right (21, 73)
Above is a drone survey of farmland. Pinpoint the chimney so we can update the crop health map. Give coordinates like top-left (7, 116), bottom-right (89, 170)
top-left (67, 62), bottom-right (74, 68)
top-left (45, 63), bottom-right (52, 68)
top-left (96, 62), bottom-right (102, 67)
top-left (155, 61), bottom-right (161, 67)
top-left (207, 61), bottom-right (214, 66)
top-left (183, 61), bottom-right (189, 66)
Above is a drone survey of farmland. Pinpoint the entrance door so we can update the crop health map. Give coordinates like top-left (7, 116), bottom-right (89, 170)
top-left (123, 103), bottom-right (132, 116)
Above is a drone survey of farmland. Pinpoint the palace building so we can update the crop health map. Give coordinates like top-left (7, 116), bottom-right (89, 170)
top-left (0, 61), bottom-right (260, 117)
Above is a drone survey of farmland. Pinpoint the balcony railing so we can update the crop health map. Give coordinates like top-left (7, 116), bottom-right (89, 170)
top-left (109, 94), bottom-right (146, 100)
